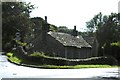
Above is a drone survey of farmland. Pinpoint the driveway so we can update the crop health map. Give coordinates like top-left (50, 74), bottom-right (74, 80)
top-left (0, 52), bottom-right (119, 80)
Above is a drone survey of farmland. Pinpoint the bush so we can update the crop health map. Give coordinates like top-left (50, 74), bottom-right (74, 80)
top-left (111, 42), bottom-right (120, 47)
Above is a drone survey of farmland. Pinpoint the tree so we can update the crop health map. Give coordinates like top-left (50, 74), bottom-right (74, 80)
top-left (86, 12), bottom-right (103, 33)
top-left (86, 12), bottom-right (103, 37)
top-left (86, 12), bottom-right (120, 56)
top-left (97, 13), bottom-right (120, 45)
top-left (57, 26), bottom-right (73, 34)
top-left (2, 2), bottom-right (34, 51)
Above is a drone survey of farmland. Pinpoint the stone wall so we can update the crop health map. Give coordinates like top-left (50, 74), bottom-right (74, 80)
top-left (65, 47), bottom-right (91, 59)
top-left (91, 39), bottom-right (99, 57)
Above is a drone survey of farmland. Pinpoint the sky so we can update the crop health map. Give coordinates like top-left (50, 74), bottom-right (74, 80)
top-left (24, 0), bottom-right (119, 31)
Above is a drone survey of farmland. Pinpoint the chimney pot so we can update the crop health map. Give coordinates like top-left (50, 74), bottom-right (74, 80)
top-left (74, 25), bottom-right (76, 30)
top-left (72, 25), bottom-right (78, 36)
top-left (45, 16), bottom-right (47, 23)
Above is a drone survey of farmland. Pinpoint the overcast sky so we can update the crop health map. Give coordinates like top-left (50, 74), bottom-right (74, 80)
top-left (24, 0), bottom-right (119, 31)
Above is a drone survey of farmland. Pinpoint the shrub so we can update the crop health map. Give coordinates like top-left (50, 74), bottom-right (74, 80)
top-left (111, 42), bottom-right (120, 47)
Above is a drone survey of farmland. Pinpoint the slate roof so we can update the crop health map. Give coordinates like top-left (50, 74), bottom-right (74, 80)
top-left (48, 31), bottom-right (91, 48)
top-left (83, 36), bottom-right (96, 46)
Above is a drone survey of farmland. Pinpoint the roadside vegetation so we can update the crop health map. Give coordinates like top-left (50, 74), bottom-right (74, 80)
top-left (6, 52), bottom-right (119, 69)
top-left (6, 52), bottom-right (22, 64)
top-left (39, 65), bottom-right (118, 69)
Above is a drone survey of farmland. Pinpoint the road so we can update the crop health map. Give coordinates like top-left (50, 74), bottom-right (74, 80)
top-left (0, 52), bottom-right (119, 80)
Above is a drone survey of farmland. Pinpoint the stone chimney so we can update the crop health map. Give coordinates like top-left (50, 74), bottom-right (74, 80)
top-left (42, 16), bottom-right (50, 43)
top-left (45, 16), bottom-right (47, 23)
top-left (72, 25), bottom-right (78, 36)
top-left (42, 16), bottom-right (49, 32)
top-left (74, 26), bottom-right (76, 30)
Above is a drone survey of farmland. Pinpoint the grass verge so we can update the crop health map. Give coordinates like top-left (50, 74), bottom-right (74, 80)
top-left (37, 64), bottom-right (118, 69)
top-left (6, 52), bottom-right (22, 64)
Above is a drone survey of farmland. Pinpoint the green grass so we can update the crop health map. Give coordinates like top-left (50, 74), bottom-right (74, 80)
top-left (37, 64), bottom-right (118, 69)
top-left (9, 56), bottom-right (22, 64)
top-left (6, 52), bottom-right (13, 57)
top-left (6, 52), bottom-right (22, 64)
top-left (73, 65), bottom-right (118, 68)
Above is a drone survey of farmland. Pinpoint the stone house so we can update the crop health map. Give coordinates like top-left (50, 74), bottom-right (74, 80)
top-left (83, 36), bottom-right (99, 57)
top-left (30, 16), bottom-right (98, 59)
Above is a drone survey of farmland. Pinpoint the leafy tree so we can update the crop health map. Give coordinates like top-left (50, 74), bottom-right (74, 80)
top-left (97, 13), bottom-right (120, 46)
top-left (86, 12), bottom-right (103, 33)
top-left (86, 19), bottom-right (96, 33)
top-left (57, 26), bottom-right (73, 34)
top-left (2, 2), bottom-right (34, 51)
top-left (86, 12), bottom-right (120, 56)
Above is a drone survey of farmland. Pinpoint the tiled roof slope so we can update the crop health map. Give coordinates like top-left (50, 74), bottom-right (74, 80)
top-left (48, 31), bottom-right (91, 48)
top-left (83, 36), bottom-right (96, 46)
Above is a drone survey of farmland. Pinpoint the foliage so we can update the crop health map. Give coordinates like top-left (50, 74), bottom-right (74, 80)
top-left (2, 2), bottom-right (35, 51)
top-left (6, 52), bottom-right (22, 64)
top-left (57, 26), bottom-right (73, 34)
top-left (86, 12), bottom-right (120, 56)
top-left (97, 13), bottom-right (120, 46)
top-left (111, 42), bottom-right (120, 47)
top-left (15, 40), bottom-right (27, 46)
top-left (86, 12), bottom-right (103, 33)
